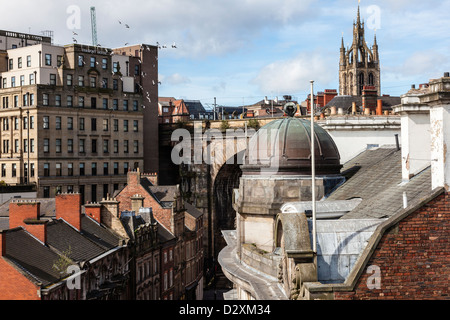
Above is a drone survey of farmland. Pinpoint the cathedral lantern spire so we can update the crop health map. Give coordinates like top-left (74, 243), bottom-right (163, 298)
top-left (339, 3), bottom-right (381, 97)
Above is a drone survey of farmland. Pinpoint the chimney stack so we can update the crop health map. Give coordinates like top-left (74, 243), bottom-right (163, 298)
top-left (9, 200), bottom-right (47, 244)
top-left (55, 193), bottom-right (82, 231)
top-left (127, 168), bottom-right (141, 186)
top-left (392, 89), bottom-right (430, 183)
top-left (85, 203), bottom-right (102, 224)
top-left (420, 73), bottom-right (450, 190)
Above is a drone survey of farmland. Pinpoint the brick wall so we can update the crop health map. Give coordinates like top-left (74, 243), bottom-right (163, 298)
top-left (335, 192), bottom-right (449, 300)
top-left (116, 180), bottom-right (173, 232)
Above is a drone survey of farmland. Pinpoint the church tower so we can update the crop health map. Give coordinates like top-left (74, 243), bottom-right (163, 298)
top-left (339, 5), bottom-right (380, 96)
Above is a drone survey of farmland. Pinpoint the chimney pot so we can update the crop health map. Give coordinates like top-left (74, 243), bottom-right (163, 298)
top-left (444, 72), bottom-right (449, 77)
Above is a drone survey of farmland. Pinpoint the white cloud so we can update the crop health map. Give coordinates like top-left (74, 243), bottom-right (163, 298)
top-left (160, 73), bottom-right (192, 86)
top-left (251, 50), bottom-right (336, 95)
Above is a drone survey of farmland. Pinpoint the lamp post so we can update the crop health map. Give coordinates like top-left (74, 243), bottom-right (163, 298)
top-left (310, 80), bottom-right (317, 253)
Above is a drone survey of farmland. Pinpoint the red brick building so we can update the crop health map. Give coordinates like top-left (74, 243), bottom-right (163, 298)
top-left (0, 193), bottom-right (130, 300)
top-left (115, 170), bottom-right (205, 300)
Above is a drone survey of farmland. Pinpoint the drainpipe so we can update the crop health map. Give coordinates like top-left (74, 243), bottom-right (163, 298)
top-left (310, 80), bottom-right (317, 253)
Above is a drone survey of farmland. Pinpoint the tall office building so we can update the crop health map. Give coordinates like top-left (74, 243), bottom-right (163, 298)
top-left (0, 30), bottom-right (159, 202)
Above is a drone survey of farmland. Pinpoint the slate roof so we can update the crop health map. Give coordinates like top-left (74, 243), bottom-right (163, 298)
top-left (2, 228), bottom-right (63, 287)
top-left (324, 95), bottom-right (401, 112)
top-left (327, 147), bottom-right (432, 220)
top-left (184, 202), bottom-right (203, 219)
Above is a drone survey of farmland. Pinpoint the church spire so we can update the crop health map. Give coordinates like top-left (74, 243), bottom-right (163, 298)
top-left (357, 4), bottom-right (361, 25)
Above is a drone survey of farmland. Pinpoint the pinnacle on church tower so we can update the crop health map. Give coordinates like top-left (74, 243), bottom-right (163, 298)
top-left (339, 3), bottom-right (381, 97)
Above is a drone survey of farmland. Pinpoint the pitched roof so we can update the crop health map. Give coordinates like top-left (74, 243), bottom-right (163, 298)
top-left (184, 202), bottom-right (203, 219)
top-left (327, 147), bottom-right (432, 220)
top-left (324, 95), bottom-right (401, 111)
top-left (2, 228), bottom-right (63, 287)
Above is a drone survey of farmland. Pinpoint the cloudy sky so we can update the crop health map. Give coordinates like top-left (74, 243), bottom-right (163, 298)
top-left (2, 0), bottom-right (450, 107)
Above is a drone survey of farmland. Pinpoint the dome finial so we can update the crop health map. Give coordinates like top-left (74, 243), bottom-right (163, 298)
top-left (284, 102), bottom-right (297, 117)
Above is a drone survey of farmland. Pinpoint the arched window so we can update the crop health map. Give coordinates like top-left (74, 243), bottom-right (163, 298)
top-left (358, 73), bottom-right (365, 95)
top-left (369, 73), bottom-right (374, 86)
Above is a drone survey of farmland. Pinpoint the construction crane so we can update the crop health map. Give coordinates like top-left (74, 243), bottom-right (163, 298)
top-left (90, 6), bottom-right (98, 46)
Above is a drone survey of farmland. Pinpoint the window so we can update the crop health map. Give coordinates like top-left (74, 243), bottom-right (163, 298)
top-left (43, 186), bottom-right (50, 198)
top-left (9, 59), bottom-right (13, 70)
top-left (68, 139), bottom-right (73, 153)
top-left (124, 140), bottom-right (129, 153)
top-left (91, 139), bottom-right (97, 153)
top-left (113, 62), bottom-right (119, 73)
top-left (79, 139), bottom-right (85, 153)
top-left (79, 163), bottom-right (85, 176)
top-left (103, 98), bottom-right (108, 109)
top-left (67, 95), bottom-right (73, 107)
top-left (91, 184), bottom-right (97, 202)
top-left (103, 140), bottom-right (109, 153)
top-left (2, 78), bottom-right (6, 88)
top-left (20, 75), bottom-right (25, 86)
top-left (23, 117), bottom-right (28, 129)
top-left (91, 162), bottom-right (97, 176)
top-left (30, 94), bottom-right (35, 106)
top-left (103, 184), bottom-right (109, 199)
top-left (102, 78), bottom-right (108, 89)
top-left (56, 116), bottom-right (61, 129)
top-left (44, 139), bottom-right (50, 153)
top-left (113, 79), bottom-right (119, 90)
top-left (18, 57), bottom-right (22, 68)
top-left (11, 76), bottom-right (16, 87)
top-left (103, 119), bottom-right (108, 131)
top-left (123, 120), bottom-right (128, 132)
top-left (133, 120), bottom-right (138, 132)
top-left (133, 100), bottom-right (138, 111)
top-left (14, 117), bottom-right (19, 130)
top-left (78, 75), bottom-right (84, 87)
top-left (30, 163), bottom-right (35, 177)
top-left (23, 94), bottom-right (29, 106)
top-left (30, 139), bottom-right (34, 153)
top-left (135, 64), bottom-right (140, 76)
top-left (102, 58), bottom-right (108, 70)
top-left (3, 118), bottom-right (9, 131)
top-left (2, 97), bottom-right (9, 109)
top-left (68, 117), bottom-right (73, 130)
top-left (57, 55), bottom-right (63, 67)
top-left (78, 96), bottom-right (85, 107)
top-left (14, 139), bottom-right (19, 153)
top-left (91, 118), bottom-right (97, 131)
top-left (113, 99), bottom-right (118, 110)
top-left (27, 55), bottom-right (31, 67)
top-left (103, 162), bottom-right (109, 175)
top-left (134, 140), bottom-right (139, 153)
top-left (79, 118), bottom-right (85, 130)
top-left (2, 140), bottom-right (9, 153)
top-left (68, 163), bottom-right (73, 176)
top-left (91, 97), bottom-right (97, 109)
top-left (43, 116), bottom-right (49, 129)
top-left (123, 162), bottom-right (129, 174)
top-left (67, 185), bottom-right (74, 193)
top-left (90, 57), bottom-right (96, 68)
top-left (44, 163), bottom-right (50, 176)
top-left (123, 100), bottom-right (128, 111)
top-left (114, 162), bottom-right (119, 175)
top-left (113, 140), bottom-right (119, 153)
top-left (43, 94), bottom-right (49, 106)
top-left (56, 139), bottom-right (61, 153)
top-left (1, 164), bottom-right (6, 177)
top-left (29, 73), bottom-right (35, 85)
top-left (90, 76), bottom-right (96, 88)
top-left (30, 116), bottom-right (34, 129)
top-left (56, 163), bottom-right (62, 176)
top-left (78, 55), bottom-right (84, 67)
top-left (50, 74), bottom-right (56, 85)
top-left (45, 54), bottom-right (52, 66)
top-left (14, 95), bottom-right (19, 108)
top-left (67, 74), bottom-right (73, 86)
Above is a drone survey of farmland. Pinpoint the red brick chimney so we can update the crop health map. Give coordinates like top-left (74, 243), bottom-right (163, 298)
top-left (85, 203), bottom-right (102, 224)
top-left (127, 168), bottom-right (141, 186)
top-left (23, 219), bottom-right (48, 244)
top-left (9, 200), bottom-right (40, 229)
top-left (55, 193), bottom-right (82, 231)
top-left (362, 86), bottom-right (378, 114)
top-left (9, 200), bottom-right (47, 244)
top-left (0, 231), bottom-right (6, 257)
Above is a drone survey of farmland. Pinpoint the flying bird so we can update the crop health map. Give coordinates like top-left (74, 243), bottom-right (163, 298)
top-left (172, 43), bottom-right (177, 48)
top-left (72, 31), bottom-right (78, 36)
top-left (125, 24), bottom-right (130, 28)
